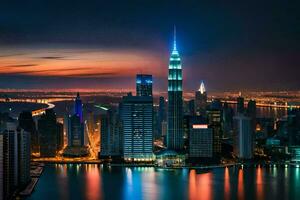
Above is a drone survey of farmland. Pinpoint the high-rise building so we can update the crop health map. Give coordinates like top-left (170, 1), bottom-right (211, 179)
top-left (167, 27), bottom-right (184, 151)
top-left (68, 115), bottom-right (84, 147)
top-left (0, 117), bottom-right (31, 199)
top-left (18, 111), bottom-right (39, 153)
top-left (189, 124), bottom-right (213, 158)
top-left (195, 81), bottom-right (207, 116)
top-left (234, 115), bottom-right (253, 159)
top-left (136, 74), bottom-right (153, 97)
top-left (67, 93), bottom-right (85, 147)
top-left (237, 96), bottom-right (245, 114)
top-left (207, 109), bottom-right (222, 155)
top-left (100, 108), bottom-right (122, 158)
top-left (38, 109), bottom-right (62, 157)
top-left (2, 121), bottom-right (18, 200)
top-left (74, 92), bottom-right (83, 123)
top-left (121, 94), bottom-right (153, 161)
top-left (223, 102), bottom-right (234, 138)
top-left (17, 128), bottom-right (31, 189)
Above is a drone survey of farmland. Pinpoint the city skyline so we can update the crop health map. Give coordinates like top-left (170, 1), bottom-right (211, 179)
top-left (1, 1), bottom-right (300, 200)
top-left (0, 1), bottom-right (299, 91)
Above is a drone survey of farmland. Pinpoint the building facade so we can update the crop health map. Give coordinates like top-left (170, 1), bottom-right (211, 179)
top-left (121, 95), bottom-right (153, 161)
top-left (136, 74), bottom-right (153, 97)
top-left (167, 28), bottom-right (184, 151)
top-left (207, 109), bottom-right (222, 155)
top-left (74, 92), bottom-right (83, 122)
top-left (2, 121), bottom-right (18, 200)
top-left (38, 109), bottom-right (62, 157)
top-left (189, 124), bottom-right (213, 158)
top-left (68, 115), bottom-right (84, 147)
top-left (17, 129), bottom-right (31, 189)
top-left (100, 108), bottom-right (122, 157)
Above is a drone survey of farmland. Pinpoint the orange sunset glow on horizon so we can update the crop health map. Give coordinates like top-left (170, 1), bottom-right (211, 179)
top-left (0, 47), bottom-right (168, 78)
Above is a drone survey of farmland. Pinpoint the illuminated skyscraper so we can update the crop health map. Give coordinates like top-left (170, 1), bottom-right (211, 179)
top-left (207, 109), bottom-right (222, 155)
top-left (189, 124), bottom-right (213, 158)
top-left (195, 81), bottom-right (207, 116)
top-left (68, 114), bottom-right (84, 147)
top-left (66, 93), bottom-right (85, 147)
top-left (167, 27), bottom-right (184, 151)
top-left (121, 94), bottom-right (153, 161)
top-left (136, 74), bottom-right (152, 97)
top-left (74, 92), bottom-right (83, 122)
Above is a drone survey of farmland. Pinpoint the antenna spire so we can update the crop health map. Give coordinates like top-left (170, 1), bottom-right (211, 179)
top-left (173, 25), bottom-right (177, 51)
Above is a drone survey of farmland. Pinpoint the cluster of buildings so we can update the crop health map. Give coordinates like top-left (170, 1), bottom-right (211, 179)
top-left (2, 29), bottom-right (300, 199)
top-left (98, 31), bottom-right (259, 166)
top-left (0, 92), bottom-right (88, 199)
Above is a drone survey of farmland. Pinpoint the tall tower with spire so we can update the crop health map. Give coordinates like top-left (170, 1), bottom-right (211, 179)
top-left (167, 26), bottom-right (184, 151)
top-left (74, 92), bottom-right (83, 123)
top-left (195, 81), bottom-right (207, 116)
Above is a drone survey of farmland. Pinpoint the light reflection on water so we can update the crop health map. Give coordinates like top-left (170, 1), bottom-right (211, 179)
top-left (27, 165), bottom-right (300, 200)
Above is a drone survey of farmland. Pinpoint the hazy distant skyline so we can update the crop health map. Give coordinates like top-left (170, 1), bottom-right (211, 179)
top-left (0, 1), bottom-right (299, 92)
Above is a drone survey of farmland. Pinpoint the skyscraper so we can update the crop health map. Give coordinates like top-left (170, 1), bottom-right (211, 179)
top-left (68, 115), bottom-right (84, 147)
top-left (67, 93), bottom-right (85, 147)
top-left (207, 109), bottom-right (222, 155)
top-left (100, 108), bottom-right (122, 158)
top-left (2, 121), bottom-right (18, 200)
top-left (74, 92), bottom-right (83, 123)
top-left (234, 115), bottom-right (253, 159)
top-left (121, 94), bottom-right (153, 161)
top-left (189, 124), bottom-right (213, 159)
top-left (223, 102), bottom-right (234, 138)
top-left (195, 81), bottom-right (207, 116)
top-left (167, 27), bottom-right (184, 151)
top-left (38, 109), bottom-right (62, 157)
top-left (136, 74), bottom-right (153, 97)
top-left (18, 111), bottom-right (39, 153)
top-left (17, 128), bottom-right (31, 189)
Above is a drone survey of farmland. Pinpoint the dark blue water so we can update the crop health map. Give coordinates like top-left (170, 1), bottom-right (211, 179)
top-left (27, 164), bottom-right (300, 200)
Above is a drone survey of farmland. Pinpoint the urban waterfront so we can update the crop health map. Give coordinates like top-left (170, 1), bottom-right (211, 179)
top-left (27, 164), bottom-right (300, 200)
top-left (1, 1), bottom-right (300, 199)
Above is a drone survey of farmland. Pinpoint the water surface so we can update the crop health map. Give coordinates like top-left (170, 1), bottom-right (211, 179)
top-left (27, 164), bottom-right (300, 200)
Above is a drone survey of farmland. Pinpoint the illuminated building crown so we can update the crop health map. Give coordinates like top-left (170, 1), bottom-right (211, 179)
top-left (199, 81), bottom-right (206, 94)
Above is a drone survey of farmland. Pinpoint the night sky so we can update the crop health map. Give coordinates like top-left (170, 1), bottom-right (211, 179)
top-left (0, 0), bottom-right (299, 92)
